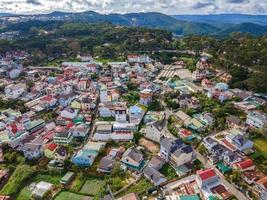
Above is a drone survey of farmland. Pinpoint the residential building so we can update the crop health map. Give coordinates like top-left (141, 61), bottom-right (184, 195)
top-left (143, 166), bottom-right (167, 186)
top-left (5, 83), bottom-right (26, 99)
top-left (255, 177), bottom-right (267, 200)
top-left (233, 159), bottom-right (255, 172)
top-left (53, 126), bottom-right (73, 144)
top-left (121, 147), bottom-right (145, 171)
top-left (246, 110), bottom-right (267, 129)
top-left (196, 168), bottom-right (219, 189)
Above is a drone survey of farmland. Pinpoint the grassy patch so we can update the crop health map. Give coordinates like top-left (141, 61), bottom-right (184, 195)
top-left (71, 173), bottom-right (87, 192)
top-left (119, 178), bottom-right (152, 197)
top-left (16, 185), bottom-right (32, 200)
top-left (253, 138), bottom-right (267, 158)
top-left (80, 178), bottom-right (105, 196)
top-left (159, 164), bottom-right (177, 180)
top-left (32, 172), bottom-right (62, 185)
top-left (54, 191), bottom-right (90, 200)
top-left (1, 164), bottom-right (34, 196)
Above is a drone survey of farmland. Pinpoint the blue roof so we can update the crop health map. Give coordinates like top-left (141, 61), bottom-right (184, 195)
top-left (129, 105), bottom-right (142, 113)
top-left (215, 82), bottom-right (229, 91)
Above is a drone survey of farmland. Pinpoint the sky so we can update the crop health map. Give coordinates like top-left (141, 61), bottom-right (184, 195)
top-left (0, 0), bottom-right (266, 15)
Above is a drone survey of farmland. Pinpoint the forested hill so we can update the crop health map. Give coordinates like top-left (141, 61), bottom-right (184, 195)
top-left (1, 11), bottom-right (267, 36)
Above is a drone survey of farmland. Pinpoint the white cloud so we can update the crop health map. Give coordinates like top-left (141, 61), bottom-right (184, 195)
top-left (0, 0), bottom-right (266, 15)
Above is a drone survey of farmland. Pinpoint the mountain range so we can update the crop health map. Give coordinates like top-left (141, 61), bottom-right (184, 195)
top-left (1, 11), bottom-right (267, 36)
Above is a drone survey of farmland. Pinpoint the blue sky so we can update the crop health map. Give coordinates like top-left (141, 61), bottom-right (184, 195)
top-left (0, 0), bottom-right (266, 15)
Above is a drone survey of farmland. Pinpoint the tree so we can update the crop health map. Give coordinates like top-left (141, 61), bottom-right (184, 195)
top-left (230, 170), bottom-right (242, 184)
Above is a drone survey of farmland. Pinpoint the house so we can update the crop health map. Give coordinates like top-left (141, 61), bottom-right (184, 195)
top-left (196, 168), bottom-right (219, 189)
top-left (129, 105), bottom-right (145, 125)
top-left (18, 136), bottom-right (43, 160)
top-left (209, 144), bottom-right (230, 164)
top-left (71, 124), bottom-right (90, 138)
top-left (97, 156), bottom-right (115, 173)
top-left (233, 159), bottom-right (255, 172)
top-left (72, 149), bottom-right (96, 167)
top-left (223, 152), bottom-right (242, 166)
top-left (121, 147), bottom-right (145, 171)
top-left (255, 176), bottom-right (267, 200)
top-left (98, 104), bottom-right (113, 117)
top-left (226, 115), bottom-right (243, 129)
top-left (207, 83), bottom-right (232, 102)
top-left (60, 108), bottom-right (78, 120)
top-left (139, 89), bottom-right (153, 105)
top-left (25, 119), bottom-right (45, 134)
top-left (44, 143), bottom-right (58, 159)
top-left (225, 132), bottom-right (253, 152)
top-left (160, 138), bottom-right (196, 169)
top-left (60, 171), bottom-right (75, 185)
top-left (53, 126), bottom-right (73, 145)
top-left (114, 106), bottom-right (127, 122)
top-left (148, 155), bottom-right (165, 170)
top-left (142, 117), bottom-right (166, 143)
top-left (55, 146), bottom-right (68, 163)
top-left (58, 93), bottom-right (76, 107)
top-left (175, 111), bottom-right (191, 124)
top-left (246, 110), bottom-right (267, 129)
top-left (32, 181), bottom-right (53, 199)
top-left (203, 137), bottom-right (218, 151)
top-left (5, 83), bottom-right (26, 99)
top-left (234, 101), bottom-right (257, 113)
top-left (93, 124), bottom-right (112, 141)
top-left (193, 113), bottom-right (214, 127)
top-left (143, 166), bottom-right (167, 186)
top-left (72, 142), bottom-right (105, 167)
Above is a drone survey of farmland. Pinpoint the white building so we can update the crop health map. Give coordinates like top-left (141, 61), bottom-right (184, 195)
top-left (5, 83), bottom-right (26, 99)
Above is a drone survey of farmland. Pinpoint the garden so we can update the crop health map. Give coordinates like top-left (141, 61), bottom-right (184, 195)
top-left (80, 177), bottom-right (105, 196)
top-left (54, 191), bottom-right (90, 200)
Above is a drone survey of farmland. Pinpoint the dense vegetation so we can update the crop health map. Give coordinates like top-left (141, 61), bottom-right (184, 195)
top-left (182, 34), bottom-right (267, 93)
top-left (1, 164), bottom-right (34, 196)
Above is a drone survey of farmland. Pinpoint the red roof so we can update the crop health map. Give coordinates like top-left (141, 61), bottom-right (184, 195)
top-left (47, 143), bottom-right (57, 151)
top-left (197, 168), bottom-right (216, 181)
top-left (8, 123), bottom-right (18, 135)
top-left (43, 95), bottom-right (53, 102)
top-left (235, 159), bottom-right (254, 170)
top-left (66, 122), bottom-right (74, 129)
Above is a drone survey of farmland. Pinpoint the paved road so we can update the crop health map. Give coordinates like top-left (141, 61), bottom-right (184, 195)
top-left (196, 152), bottom-right (249, 200)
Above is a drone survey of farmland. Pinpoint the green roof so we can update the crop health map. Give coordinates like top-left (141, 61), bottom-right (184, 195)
top-left (180, 195), bottom-right (200, 200)
top-left (26, 119), bottom-right (45, 130)
top-left (217, 162), bottom-right (232, 173)
top-left (61, 172), bottom-right (75, 183)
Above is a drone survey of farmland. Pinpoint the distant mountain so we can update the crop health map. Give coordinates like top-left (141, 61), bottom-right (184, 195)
top-left (1, 11), bottom-right (267, 36)
top-left (40, 11), bottom-right (219, 35)
top-left (0, 13), bottom-right (14, 17)
top-left (219, 23), bottom-right (267, 36)
top-left (173, 14), bottom-right (267, 27)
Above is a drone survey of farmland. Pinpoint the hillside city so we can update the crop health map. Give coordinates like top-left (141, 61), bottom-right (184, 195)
top-left (0, 6), bottom-right (266, 200)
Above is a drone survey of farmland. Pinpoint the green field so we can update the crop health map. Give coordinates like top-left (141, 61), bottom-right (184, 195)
top-left (253, 138), bottom-right (267, 157)
top-left (119, 178), bottom-right (152, 197)
top-left (32, 173), bottom-right (62, 185)
top-left (80, 178), bottom-right (105, 196)
top-left (54, 191), bottom-right (90, 200)
top-left (16, 185), bottom-right (32, 200)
